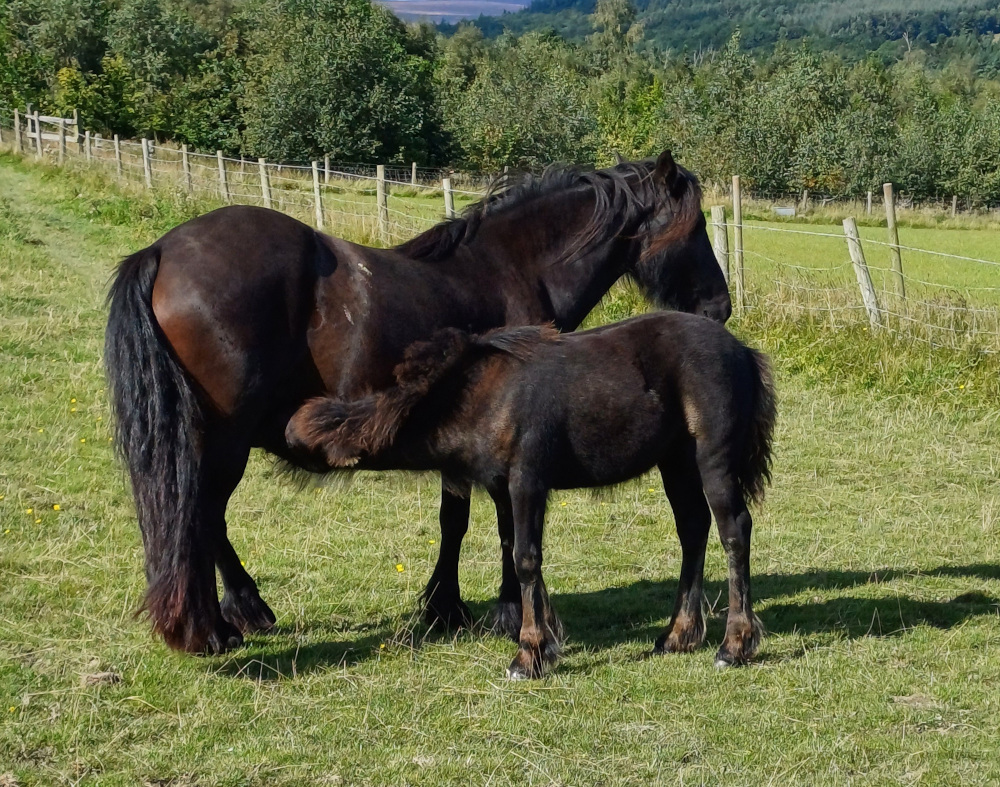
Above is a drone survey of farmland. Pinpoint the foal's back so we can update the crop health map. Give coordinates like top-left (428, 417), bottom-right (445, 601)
top-left (496, 312), bottom-right (757, 489)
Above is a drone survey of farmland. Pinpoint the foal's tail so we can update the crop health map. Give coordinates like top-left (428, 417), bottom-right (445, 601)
top-left (106, 247), bottom-right (212, 652)
top-left (737, 349), bottom-right (777, 505)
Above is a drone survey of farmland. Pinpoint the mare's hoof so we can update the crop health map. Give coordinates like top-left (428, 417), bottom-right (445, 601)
top-left (423, 595), bottom-right (473, 631)
top-left (489, 601), bottom-right (523, 642)
top-left (221, 586), bottom-right (277, 634)
top-left (205, 619), bottom-right (244, 655)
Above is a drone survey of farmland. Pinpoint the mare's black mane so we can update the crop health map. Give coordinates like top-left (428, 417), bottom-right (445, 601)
top-left (395, 160), bottom-right (701, 264)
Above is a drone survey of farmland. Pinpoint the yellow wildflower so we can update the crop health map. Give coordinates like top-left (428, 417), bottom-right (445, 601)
top-left (71, 398), bottom-right (76, 403)
top-left (560, 501), bottom-right (567, 507)
top-left (70, 408), bottom-right (77, 413)
top-left (25, 508), bottom-right (32, 514)
top-left (34, 518), bottom-right (40, 524)
top-left (52, 504), bottom-right (60, 511)
top-left (395, 563), bottom-right (405, 573)
top-left (80, 438), bottom-right (86, 443)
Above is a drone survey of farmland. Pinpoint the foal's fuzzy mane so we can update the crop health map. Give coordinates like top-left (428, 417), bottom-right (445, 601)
top-left (286, 325), bottom-right (560, 467)
top-left (394, 159), bottom-right (702, 266)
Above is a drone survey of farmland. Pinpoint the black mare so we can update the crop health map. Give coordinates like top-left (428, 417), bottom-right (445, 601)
top-left (105, 150), bottom-right (730, 653)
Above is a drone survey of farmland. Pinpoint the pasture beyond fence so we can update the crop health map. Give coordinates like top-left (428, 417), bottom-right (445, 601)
top-left (1, 105), bottom-right (997, 353)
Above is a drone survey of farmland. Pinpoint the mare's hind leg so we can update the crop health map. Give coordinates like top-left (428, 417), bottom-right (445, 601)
top-left (700, 455), bottom-right (763, 667)
top-left (217, 536), bottom-right (276, 634)
top-left (200, 433), bottom-right (273, 647)
top-left (653, 448), bottom-right (711, 654)
top-left (422, 476), bottom-right (473, 629)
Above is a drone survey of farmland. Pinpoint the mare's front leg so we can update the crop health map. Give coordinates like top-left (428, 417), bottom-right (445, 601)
top-left (506, 478), bottom-right (562, 680)
top-left (422, 475), bottom-right (473, 629)
top-left (653, 449), bottom-right (711, 654)
top-left (489, 485), bottom-right (523, 641)
top-left (701, 461), bottom-right (763, 667)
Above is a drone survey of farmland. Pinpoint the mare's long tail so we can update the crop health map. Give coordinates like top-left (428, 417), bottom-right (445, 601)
top-left (106, 247), bottom-right (215, 652)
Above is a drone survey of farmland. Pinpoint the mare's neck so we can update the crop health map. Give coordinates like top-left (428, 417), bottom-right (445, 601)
top-left (468, 188), bottom-right (634, 332)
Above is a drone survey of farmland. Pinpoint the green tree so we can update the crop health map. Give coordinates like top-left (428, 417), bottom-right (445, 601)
top-left (441, 31), bottom-right (596, 170)
top-left (237, 0), bottom-right (445, 163)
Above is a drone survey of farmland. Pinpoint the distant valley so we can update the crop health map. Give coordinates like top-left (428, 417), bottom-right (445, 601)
top-left (380, 0), bottom-right (529, 22)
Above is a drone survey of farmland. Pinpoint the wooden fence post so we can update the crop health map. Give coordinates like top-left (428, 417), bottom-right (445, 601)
top-left (951, 195), bottom-right (958, 218)
top-left (84, 130), bottom-right (92, 162)
top-left (258, 158), bottom-right (272, 209)
top-left (843, 217), bottom-right (882, 330)
top-left (113, 135), bottom-right (122, 177)
top-left (181, 144), bottom-right (191, 193)
top-left (217, 151), bottom-right (230, 203)
top-left (710, 205), bottom-right (730, 284)
top-left (57, 118), bottom-right (66, 164)
top-left (799, 189), bottom-right (809, 213)
top-left (411, 162), bottom-right (417, 186)
top-left (141, 138), bottom-right (153, 189)
top-left (13, 109), bottom-right (21, 151)
top-left (731, 175), bottom-right (745, 312)
top-left (71, 108), bottom-right (80, 152)
top-left (312, 161), bottom-right (325, 229)
top-left (33, 111), bottom-right (42, 159)
top-left (324, 155), bottom-right (330, 185)
top-left (376, 164), bottom-right (389, 244)
top-left (443, 177), bottom-right (455, 219)
top-left (866, 191), bottom-right (872, 215)
top-left (882, 183), bottom-right (905, 299)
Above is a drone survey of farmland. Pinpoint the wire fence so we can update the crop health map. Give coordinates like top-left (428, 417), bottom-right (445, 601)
top-left (1, 105), bottom-right (997, 353)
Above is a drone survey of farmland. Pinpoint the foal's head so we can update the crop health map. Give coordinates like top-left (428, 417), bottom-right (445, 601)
top-left (625, 150), bottom-right (731, 323)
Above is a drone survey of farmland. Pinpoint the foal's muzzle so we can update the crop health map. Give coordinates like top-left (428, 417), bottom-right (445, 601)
top-left (701, 293), bottom-right (733, 324)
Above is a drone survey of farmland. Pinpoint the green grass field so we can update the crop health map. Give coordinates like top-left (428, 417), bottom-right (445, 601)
top-left (2, 152), bottom-right (1000, 785)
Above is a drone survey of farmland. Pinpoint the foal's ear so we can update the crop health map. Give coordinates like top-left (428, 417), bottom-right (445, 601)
top-left (654, 149), bottom-right (679, 188)
top-left (613, 151), bottom-right (626, 165)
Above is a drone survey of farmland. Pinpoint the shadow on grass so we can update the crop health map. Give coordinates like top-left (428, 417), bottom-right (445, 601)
top-left (219, 563), bottom-right (1000, 678)
top-left (214, 617), bottom-right (399, 680)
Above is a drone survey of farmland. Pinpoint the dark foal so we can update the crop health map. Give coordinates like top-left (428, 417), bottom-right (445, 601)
top-left (286, 312), bottom-right (777, 678)
top-left (106, 150), bottom-right (732, 655)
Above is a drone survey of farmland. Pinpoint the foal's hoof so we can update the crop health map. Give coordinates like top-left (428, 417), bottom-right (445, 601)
top-left (714, 616), bottom-right (764, 668)
top-left (205, 619), bottom-right (245, 655)
top-left (423, 595), bottom-right (473, 631)
top-left (221, 586), bottom-right (277, 634)
top-left (506, 640), bottom-right (559, 680)
top-left (653, 615), bottom-right (706, 655)
top-left (489, 601), bottom-right (523, 642)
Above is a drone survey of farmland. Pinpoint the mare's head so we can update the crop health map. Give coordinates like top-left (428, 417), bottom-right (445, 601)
top-left (623, 150), bottom-right (731, 323)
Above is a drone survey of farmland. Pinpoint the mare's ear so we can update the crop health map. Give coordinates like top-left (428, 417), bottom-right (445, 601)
top-left (613, 151), bottom-right (626, 165)
top-left (654, 149), bottom-right (679, 188)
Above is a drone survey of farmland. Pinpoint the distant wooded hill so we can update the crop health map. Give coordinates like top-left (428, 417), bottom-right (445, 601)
top-left (447, 0), bottom-right (1000, 65)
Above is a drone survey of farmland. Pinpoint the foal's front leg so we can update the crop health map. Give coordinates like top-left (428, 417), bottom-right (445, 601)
top-left (422, 475), bottom-right (473, 629)
top-left (654, 455), bottom-right (711, 654)
top-left (506, 479), bottom-right (562, 680)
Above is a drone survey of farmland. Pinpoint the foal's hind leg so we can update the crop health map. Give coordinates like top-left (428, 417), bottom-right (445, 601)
top-left (653, 450), bottom-right (711, 655)
top-left (700, 457), bottom-right (763, 667)
top-left (422, 476), bottom-right (473, 629)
